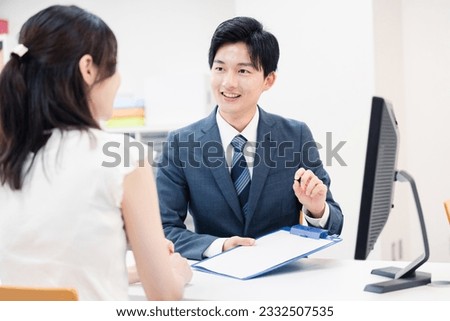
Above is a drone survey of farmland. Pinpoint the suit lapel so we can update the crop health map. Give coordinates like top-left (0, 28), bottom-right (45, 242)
top-left (199, 109), bottom-right (244, 224)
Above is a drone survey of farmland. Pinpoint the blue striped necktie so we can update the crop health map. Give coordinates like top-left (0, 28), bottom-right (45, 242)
top-left (230, 135), bottom-right (251, 216)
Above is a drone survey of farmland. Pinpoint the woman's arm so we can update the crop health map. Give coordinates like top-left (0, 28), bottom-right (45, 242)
top-left (121, 162), bottom-right (192, 300)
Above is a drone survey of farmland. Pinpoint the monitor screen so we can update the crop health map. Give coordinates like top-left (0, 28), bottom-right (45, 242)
top-left (354, 96), bottom-right (431, 293)
top-left (355, 96), bottom-right (398, 260)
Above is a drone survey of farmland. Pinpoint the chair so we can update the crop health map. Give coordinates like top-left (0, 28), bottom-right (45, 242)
top-left (444, 199), bottom-right (450, 224)
top-left (0, 285), bottom-right (78, 301)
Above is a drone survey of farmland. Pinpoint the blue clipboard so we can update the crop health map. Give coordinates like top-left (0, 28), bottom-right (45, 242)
top-left (192, 225), bottom-right (342, 280)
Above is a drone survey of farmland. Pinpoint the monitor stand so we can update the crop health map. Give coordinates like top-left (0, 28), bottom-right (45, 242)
top-left (364, 170), bottom-right (432, 294)
top-left (365, 266), bottom-right (431, 293)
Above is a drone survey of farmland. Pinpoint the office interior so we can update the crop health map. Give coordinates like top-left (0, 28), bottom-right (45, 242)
top-left (0, 0), bottom-right (449, 264)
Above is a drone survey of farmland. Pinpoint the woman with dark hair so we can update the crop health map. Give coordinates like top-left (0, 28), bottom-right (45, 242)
top-left (0, 5), bottom-right (191, 300)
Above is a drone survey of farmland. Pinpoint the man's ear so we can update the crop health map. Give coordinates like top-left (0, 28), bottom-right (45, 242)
top-left (79, 54), bottom-right (97, 86)
top-left (263, 71), bottom-right (277, 91)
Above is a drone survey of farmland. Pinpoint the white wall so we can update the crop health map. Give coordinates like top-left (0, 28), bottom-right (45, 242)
top-left (372, 0), bottom-right (450, 263)
top-left (400, 0), bottom-right (450, 262)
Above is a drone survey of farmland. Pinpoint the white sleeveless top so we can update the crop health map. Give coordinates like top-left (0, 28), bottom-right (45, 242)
top-left (0, 129), bottom-right (144, 300)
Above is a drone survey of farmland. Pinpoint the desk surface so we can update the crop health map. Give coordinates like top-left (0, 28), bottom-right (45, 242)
top-left (129, 257), bottom-right (450, 301)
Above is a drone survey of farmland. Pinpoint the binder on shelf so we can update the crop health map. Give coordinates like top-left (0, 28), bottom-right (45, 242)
top-left (111, 107), bottom-right (145, 118)
top-left (106, 116), bottom-right (145, 128)
top-left (106, 96), bottom-right (146, 129)
top-left (192, 225), bottom-right (342, 280)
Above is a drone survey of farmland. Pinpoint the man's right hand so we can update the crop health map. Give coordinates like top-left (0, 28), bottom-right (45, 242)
top-left (223, 236), bottom-right (255, 252)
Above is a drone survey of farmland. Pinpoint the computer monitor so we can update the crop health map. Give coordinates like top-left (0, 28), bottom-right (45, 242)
top-left (354, 96), bottom-right (431, 293)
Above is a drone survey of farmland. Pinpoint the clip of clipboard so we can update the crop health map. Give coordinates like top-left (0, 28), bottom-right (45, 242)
top-left (288, 224), bottom-right (330, 239)
top-left (192, 224), bottom-right (342, 280)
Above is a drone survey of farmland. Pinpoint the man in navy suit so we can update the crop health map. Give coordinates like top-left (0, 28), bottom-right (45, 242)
top-left (156, 16), bottom-right (343, 260)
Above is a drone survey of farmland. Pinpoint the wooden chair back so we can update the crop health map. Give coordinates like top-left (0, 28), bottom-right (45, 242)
top-left (0, 285), bottom-right (78, 301)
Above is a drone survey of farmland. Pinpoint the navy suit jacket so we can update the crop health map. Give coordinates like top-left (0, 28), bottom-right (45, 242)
top-left (156, 106), bottom-right (343, 260)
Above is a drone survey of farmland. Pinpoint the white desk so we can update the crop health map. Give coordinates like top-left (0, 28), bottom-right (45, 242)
top-left (128, 257), bottom-right (450, 301)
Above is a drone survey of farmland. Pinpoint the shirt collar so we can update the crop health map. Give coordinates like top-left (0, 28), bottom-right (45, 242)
top-left (216, 107), bottom-right (259, 148)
